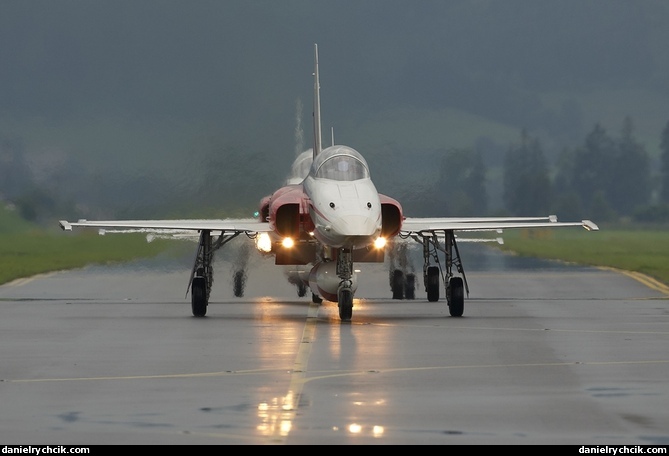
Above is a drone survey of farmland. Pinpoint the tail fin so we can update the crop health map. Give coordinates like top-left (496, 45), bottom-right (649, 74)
top-left (312, 43), bottom-right (322, 158)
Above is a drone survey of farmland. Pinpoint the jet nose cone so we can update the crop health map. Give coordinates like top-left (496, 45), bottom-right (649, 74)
top-left (333, 214), bottom-right (379, 236)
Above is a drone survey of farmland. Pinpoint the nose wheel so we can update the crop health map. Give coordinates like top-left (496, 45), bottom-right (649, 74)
top-left (338, 286), bottom-right (353, 321)
top-left (335, 248), bottom-right (355, 321)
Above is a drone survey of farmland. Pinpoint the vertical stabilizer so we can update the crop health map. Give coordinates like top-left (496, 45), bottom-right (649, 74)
top-left (313, 43), bottom-right (322, 158)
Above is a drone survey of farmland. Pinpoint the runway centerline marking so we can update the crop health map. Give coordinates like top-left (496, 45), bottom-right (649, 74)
top-left (296, 359), bottom-right (669, 384)
top-left (7, 359), bottom-right (669, 384)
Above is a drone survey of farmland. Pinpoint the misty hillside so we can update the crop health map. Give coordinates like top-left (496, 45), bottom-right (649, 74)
top-left (1, 0), bottom-right (668, 219)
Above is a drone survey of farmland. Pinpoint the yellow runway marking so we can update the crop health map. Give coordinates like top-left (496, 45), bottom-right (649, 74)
top-left (598, 266), bottom-right (669, 296)
top-left (3, 271), bottom-right (60, 287)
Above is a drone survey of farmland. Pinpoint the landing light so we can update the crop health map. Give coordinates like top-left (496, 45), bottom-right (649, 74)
top-left (282, 237), bottom-right (295, 248)
top-left (255, 232), bottom-right (272, 252)
top-left (373, 237), bottom-right (387, 249)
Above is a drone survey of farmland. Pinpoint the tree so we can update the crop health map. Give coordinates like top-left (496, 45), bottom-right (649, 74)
top-left (553, 147), bottom-right (584, 219)
top-left (552, 189), bottom-right (583, 221)
top-left (571, 123), bottom-right (615, 214)
top-left (503, 130), bottom-right (551, 215)
top-left (608, 117), bottom-right (650, 215)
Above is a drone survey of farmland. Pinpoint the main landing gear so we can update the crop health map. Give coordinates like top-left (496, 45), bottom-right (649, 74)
top-left (389, 241), bottom-right (417, 300)
top-left (188, 229), bottom-right (243, 317)
top-left (391, 269), bottom-right (416, 299)
top-left (410, 230), bottom-right (469, 317)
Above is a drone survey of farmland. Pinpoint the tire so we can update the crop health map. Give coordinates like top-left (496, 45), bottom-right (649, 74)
top-left (448, 277), bottom-right (464, 317)
top-left (391, 269), bottom-right (404, 299)
top-left (426, 266), bottom-right (440, 302)
top-left (338, 288), bottom-right (353, 321)
top-left (297, 282), bottom-right (307, 297)
top-left (233, 270), bottom-right (245, 297)
top-left (405, 273), bottom-right (416, 300)
top-left (191, 276), bottom-right (208, 317)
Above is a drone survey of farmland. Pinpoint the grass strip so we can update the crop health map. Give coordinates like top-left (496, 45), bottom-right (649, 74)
top-left (0, 230), bottom-right (175, 285)
top-left (494, 225), bottom-right (669, 286)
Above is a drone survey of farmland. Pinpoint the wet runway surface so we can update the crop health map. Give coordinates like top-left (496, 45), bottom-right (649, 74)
top-left (1, 243), bottom-right (668, 445)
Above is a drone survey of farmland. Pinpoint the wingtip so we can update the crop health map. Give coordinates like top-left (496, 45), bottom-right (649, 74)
top-left (59, 220), bottom-right (72, 231)
top-left (582, 220), bottom-right (599, 231)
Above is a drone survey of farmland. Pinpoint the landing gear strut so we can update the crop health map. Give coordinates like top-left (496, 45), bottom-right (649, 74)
top-left (187, 230), bottom-right (242, 317)
top-left (336, 247), bottom-right (354, 321)
top-left (413, 230), bottom-right (469, 317)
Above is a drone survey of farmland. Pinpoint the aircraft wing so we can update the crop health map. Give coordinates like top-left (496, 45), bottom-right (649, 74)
top-left (59, 218), bottom-right (271, 234)
top-left (400, 216), bottom-right (599, 234)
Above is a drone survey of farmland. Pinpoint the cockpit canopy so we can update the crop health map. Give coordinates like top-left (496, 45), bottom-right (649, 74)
top-left (285, 149), bottom-right (314, 185)
top-left (310, 145), bottom-right (370, 182)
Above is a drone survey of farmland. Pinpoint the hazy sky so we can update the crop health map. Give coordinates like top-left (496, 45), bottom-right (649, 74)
top-left (3, 1), bottom-right (666, 136)
top-left (1, 0), bottom-right (667, 215)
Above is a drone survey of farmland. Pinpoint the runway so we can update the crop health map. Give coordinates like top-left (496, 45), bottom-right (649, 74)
top-left (1, 243), bottom-right (668, 445)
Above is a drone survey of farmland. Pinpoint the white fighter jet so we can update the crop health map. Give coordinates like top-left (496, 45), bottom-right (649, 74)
top-left (60, 44), bottom-right (598, 321)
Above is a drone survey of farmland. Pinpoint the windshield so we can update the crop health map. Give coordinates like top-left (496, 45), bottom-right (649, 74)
top-left (315, 154), bottom-right (368, 181)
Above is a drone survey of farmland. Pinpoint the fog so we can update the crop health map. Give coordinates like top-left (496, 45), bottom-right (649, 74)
top-left (1, 0), bottom-right (668, 220)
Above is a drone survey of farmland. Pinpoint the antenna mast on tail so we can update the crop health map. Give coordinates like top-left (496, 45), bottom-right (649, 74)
top-left (313, 43), bottom-right (322, 158)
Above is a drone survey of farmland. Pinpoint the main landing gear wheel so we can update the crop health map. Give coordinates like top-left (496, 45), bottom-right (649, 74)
top-left (405, 273), bottom-right (416, 300)
top-left (391, 269), bottom-right (404, 299)
top-left (448, 276), bottom-right (465, 317)
top-left (391, 270), bottom-right (416, 300)
top-left (426, 266), bottom-right (440, 302)
top-left (233, 270), bottom-right (245, 297)
top-left (191, 276), bottom-right (208, 317)
top-left (338, 288), bottom-right (353, 321)
top-left (312, 293), bottom-right (323, 304)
